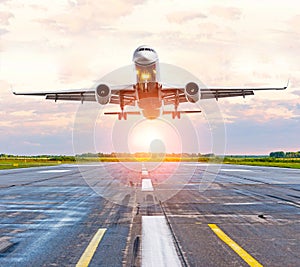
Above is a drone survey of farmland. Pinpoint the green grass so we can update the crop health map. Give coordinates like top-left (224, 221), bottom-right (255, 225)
top-left (0, 159), bottom-right (69, 170)
top-left (221, 157), bottom-right (300, 169)
top-left (225, 161), bottom-right (300, 169)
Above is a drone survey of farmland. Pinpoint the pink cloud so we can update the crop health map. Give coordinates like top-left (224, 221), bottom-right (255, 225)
top-left (210, 6), bottom-right (242, 20)
top-left (219, 96), bottom-right (299, 124)
top-left (0, 11), bottom-right (14, 25)
top-left (58, 52), bottom-right (93, 84)
top-left (36, 0), bottom-right (143, 35)
top-left (167, 11), bottom-right (207, 24)
top-left (288, 14), bottom-right (300, 34)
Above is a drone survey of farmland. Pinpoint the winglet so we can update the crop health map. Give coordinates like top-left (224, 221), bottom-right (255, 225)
top-left (278, 79), bottom-right (289, 90)
top-left (285, 79), bottom-right (290, 89)
top-left (10, 84), bottom-right (16, 95)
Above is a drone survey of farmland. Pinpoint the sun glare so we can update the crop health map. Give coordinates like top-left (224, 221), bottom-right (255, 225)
top-left (128, 119), bottom-right (181, 153)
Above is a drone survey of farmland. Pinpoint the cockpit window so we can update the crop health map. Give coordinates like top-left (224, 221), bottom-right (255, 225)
top-left (138, 47), bottom-right (155, 52)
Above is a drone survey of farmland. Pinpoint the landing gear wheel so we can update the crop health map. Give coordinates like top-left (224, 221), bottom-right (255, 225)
top-left (172, 111), bottom-right (180, 119)
top-left (118, 112), bottom-right (127, 120)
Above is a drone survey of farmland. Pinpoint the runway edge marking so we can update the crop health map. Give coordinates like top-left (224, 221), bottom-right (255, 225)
top-left (208, 224), bottom-right (263, 267)
top-left (76, 228), bottom-right (107, 267)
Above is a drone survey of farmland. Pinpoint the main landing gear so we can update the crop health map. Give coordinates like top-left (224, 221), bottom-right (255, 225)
top-left (172, 91), bottom-right (181, 119)
top-left (172, 111), bottom-right (181, 119)
top-left (118, 112), bottom-right (127, 120)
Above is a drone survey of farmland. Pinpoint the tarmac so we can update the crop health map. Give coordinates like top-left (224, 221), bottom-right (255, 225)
top-left (0, 162), bottom-right (299, 266)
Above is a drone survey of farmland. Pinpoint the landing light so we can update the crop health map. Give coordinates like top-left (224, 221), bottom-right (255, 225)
top-left (141, 72), bottom-right (150, 80)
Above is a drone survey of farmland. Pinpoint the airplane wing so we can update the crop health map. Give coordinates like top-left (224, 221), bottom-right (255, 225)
top-left (161, 82), bottom-right (288, 104)
top-left (13, 84), bottom-right (136, 105)
top-left (199, 84), bottom-right (288, 100)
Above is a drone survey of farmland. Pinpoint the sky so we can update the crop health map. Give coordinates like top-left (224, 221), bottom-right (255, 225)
top-left (0, 0), bottom-right (299, 155)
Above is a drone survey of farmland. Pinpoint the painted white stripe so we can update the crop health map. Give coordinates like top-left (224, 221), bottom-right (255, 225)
top-left (142, 216), bottom-right (182, 267)
top-left (223, 202), bottom-right (263, 205)
top-left (221, 169), bottom-right (252, 172)
top-left (38, 170), bottom-right (70, 173)
top-left (142, 179), bottom-right (153, 191)
top-left (142, 170), bottom-right (149, 176)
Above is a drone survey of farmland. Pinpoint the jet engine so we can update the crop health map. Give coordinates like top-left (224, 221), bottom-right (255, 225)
top-left (95, 84), bottom-right (111, 105)
top-left (185, 82), bottom-right (200, 103)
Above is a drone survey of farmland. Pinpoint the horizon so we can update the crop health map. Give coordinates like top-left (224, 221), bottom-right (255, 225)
top-left (2, 151), bottom-right (299, 157)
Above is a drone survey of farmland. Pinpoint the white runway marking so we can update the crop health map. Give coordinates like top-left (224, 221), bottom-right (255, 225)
top-left (67, 164), bottom-right (101, 167)
top-left (221, 169), bottom-right (252, 172)
top-left (142, 216), bottom-right (182, 267)
top-left (142, 179), bottom-right (153, 191)
top-left (142, 170), bottom-right (149, 176)
top-left (38, 170), bottom-right (70, 173)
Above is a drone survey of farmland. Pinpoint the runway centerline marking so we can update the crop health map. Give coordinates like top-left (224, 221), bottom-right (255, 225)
top-left (141, 179), bottom-right (153, 191)
top-left (208, 224), bottom-right (263, 267)
top-left (142, 170), bottom-right (149, 176)
top-left (142, 216), bottom-right (181, 267)
top-left (220, 169), bottom-right (252, 172)
top-left (76, 228), bottom-right (107, 267)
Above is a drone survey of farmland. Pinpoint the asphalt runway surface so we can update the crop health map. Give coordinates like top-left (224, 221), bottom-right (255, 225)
top-left (0, 162), bottom-right (299, 266)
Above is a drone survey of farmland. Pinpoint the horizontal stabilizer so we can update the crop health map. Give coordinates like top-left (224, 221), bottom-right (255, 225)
top-left (104, 111), bottom-right (140, 115)
top-left (163, 110), bottom-right (202, 114)
top-left (104, 111), bottom-right (140, 120)
top-left (163, 110), bottom-right (201, 119)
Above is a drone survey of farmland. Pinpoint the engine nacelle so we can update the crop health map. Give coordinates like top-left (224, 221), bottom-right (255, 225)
top-left (185, 82), bottom-right (200, 103)
top-left (95, 84), bottom-right (111, 105)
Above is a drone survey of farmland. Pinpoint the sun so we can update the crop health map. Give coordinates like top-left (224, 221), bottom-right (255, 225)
top-left (128, 119), bottom-right (181, 153)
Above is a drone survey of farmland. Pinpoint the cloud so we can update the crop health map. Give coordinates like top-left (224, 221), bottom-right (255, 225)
top-left (10, 110), bottom-right (36, 117)
top-left (288, 14), bottom-right (300, 34)
top-left (23, 141), bottom-right (41, 147)
top-left (0, 11), bottom-right (13, 36)
top-left (218, 96), bottom-right (300, 124)
top-left (210, 6), bottom-right (242, 20)
top-left (0, 11), bottom-right (14, 25)
top-left (58, 52), bottom-right (93, 84)
top-left (0, 28), bottom-right (8, 35)
top-left (36, 0), bottom-right (143, 35)
top-left (292, 90), bottom-right (300, 96)
top-left (167, 11), bottom-right (207, 24)
top-left (0, 81), bottom-right (77, 134)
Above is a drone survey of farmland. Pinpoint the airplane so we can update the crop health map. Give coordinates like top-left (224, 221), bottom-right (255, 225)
top-left (13, 45), bottom-right (288, 120)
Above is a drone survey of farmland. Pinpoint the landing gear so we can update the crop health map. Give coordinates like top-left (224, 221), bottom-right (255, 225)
top-left (172, 90), bottom-right (181, 119)
top-left (118, 111), bottom-right (127, 120)
top-left (118, 94), bottom-right (127, 120)
top-left (172, 111), bottom-right (181, 119)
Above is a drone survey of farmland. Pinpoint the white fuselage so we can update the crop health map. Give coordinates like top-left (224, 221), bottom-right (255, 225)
top-left (132, 45), bottom-right (162, 119)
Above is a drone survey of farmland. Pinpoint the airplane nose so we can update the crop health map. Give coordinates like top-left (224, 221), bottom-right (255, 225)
top-left (134, 55), bottom-right (155, 65)
top-left (133, 47), bottom-right (158, 65)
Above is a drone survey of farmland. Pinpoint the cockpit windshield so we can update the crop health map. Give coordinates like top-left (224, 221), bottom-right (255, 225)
top-left (138, 47), bottom-right (155, 52)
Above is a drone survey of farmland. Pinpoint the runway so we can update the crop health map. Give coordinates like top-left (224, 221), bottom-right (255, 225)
top-left (0, 163), bottom-right (299, 266)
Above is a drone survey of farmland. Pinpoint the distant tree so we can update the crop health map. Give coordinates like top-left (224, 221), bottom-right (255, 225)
top-left (270, 151), bottom-right (285, 158)
top-left (286, 151), bottom-right (300, 158)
